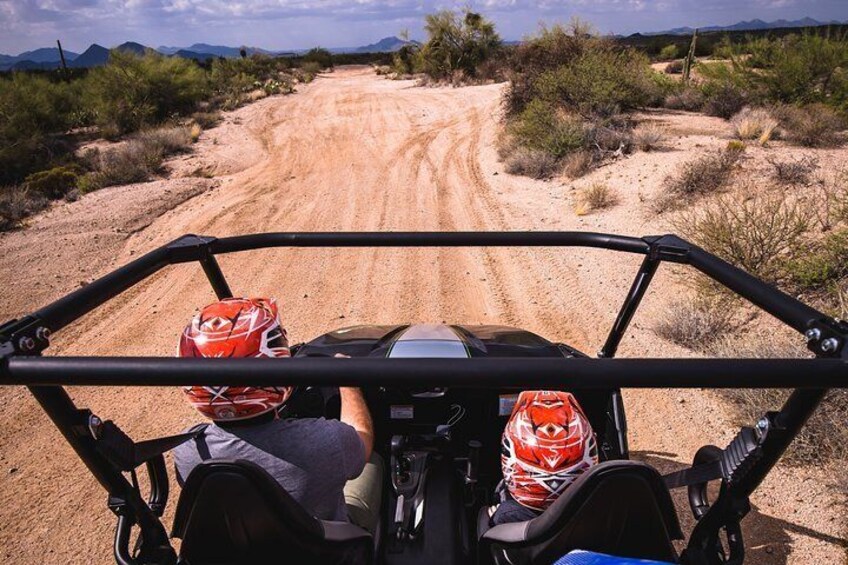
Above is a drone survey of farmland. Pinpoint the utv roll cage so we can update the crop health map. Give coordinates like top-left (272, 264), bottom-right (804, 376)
top-left (0, 231), bottom-right (846, 565)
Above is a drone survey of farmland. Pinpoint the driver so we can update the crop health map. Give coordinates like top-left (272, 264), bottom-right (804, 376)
top-left (490, 390), bottom-right (598, 525)
top-left (172, 297), bottom-right (383, 534)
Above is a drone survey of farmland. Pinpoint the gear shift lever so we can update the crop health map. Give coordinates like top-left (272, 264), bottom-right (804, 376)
top-left (389, 435), bottom-right (429, 540)
top-left (390, 435), bottom-right (409, 488)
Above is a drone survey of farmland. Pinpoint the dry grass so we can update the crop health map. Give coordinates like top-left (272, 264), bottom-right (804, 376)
top-left (773, 103), bottom-right (845, 148)
top-left (190, 111), bottom-right (222, 129)
top-left (766, 155), bottom-right (818, 185)
top-left (709, 336), bottom-right (848, 466)
top-left (190, 123), bottom-right (202, 143)
top-left (562, 151), bottom-right (594, 179)
top-left (731, 107), bottom-right (779, 144)
top-left (577, 183), bottom-right (619, 214)
top-left (504, 147), bottom-right (560, 179)
top-left (664, 88), bottom-right (705, 112)
top-left (633, 124), bottom-right (665, 152)
top-left (654, 146), bottom-right (743, 212)
top-left (0, 187), bottom-right (50, 231)
top-left (79, 126), bottom-right (193, 192)
top-left (653, 296), bottom-right (735, 351)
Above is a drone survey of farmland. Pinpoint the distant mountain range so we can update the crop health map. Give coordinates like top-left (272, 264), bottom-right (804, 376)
top-left (4, 18), bottom-right (842, 71)
top-left (0, 35), bottom-right (415, 71)
top-left (645, 17), bottom-right (846, 36)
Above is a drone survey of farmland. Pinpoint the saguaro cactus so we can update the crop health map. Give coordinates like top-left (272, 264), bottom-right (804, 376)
top-left (683, 29), bottom-right (698, 84)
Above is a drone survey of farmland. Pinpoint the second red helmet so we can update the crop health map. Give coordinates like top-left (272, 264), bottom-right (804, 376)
top-left (501, 391), bottom-right (598, 511)
top-left (178, 297), bottom-right (293, 421)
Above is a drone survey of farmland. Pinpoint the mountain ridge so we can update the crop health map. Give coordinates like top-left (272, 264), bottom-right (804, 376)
top-left (646, 17), bottom-right (846, 35)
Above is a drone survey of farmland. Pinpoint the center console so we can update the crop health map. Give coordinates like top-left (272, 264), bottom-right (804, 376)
top-left (382, 433), bottom-right (478, 565)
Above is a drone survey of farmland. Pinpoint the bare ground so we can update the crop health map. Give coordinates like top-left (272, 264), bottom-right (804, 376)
top-left (0, 67), bottom-right (845, 563)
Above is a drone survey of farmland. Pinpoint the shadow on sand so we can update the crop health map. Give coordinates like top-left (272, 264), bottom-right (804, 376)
top-left (632, 451), bottom-right (848, 565)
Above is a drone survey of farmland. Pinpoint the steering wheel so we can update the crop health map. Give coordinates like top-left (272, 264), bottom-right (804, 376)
top-left (285, 352), bottom-right (341, 418)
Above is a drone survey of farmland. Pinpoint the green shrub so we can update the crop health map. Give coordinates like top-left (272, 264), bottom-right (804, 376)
top-left (659, 44), bottom-right (679, 61)
top-left (533, 45), bottom-right (654, 118)
top-left (209, 58), bottom-right (255, 109)
top-left (301, 61), bottom-right (322, 77)
top-left (392, 44), bottom-right (419, 75)
top-left (21, 166), bottom-right (79, 199)
top-left (87, 50), bottom-right (208, 134)
top-left (504, 23), bottom-right (587, 114)
top-left (0, 73), bottom-right (81, 184)
top-left (701, 33), bottom-right (848, 113)
top-left (648, 70), bottom-right (680, 104)
top-left (303, 48), bottom-right (333, 69)
top-left (416, 9), bottom-right (501, 80)
top-left (674, 192), bottom-right (810, 284)
top-left (784, 230), bottom-right (848, 290)
top-left (757, 33), bottom-right (848, 109)
top-left (509, 99), bottom-right (585, 158)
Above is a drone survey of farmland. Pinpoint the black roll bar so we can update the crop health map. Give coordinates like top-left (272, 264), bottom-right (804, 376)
top-left (4, 357), bottom-right (847, 388)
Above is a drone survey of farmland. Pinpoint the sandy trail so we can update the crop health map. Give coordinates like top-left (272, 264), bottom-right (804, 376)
top-left (0, 67), bottom-right (844, 563)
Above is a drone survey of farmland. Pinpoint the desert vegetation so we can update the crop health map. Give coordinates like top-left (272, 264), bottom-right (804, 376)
top-left (496, 21), bottom-right (672, 179)
top-left (384, 9), bottom-right (502, 84)
top-left (0, 49), bottom-right (322, 231)
top-left (660, 167), bottom-right (848, 466)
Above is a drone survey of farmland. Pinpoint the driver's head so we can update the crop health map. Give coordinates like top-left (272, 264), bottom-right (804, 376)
top-left (501, 391), bottom-right (598, 511)
top-left (178, 297), bottom-right (293, 422)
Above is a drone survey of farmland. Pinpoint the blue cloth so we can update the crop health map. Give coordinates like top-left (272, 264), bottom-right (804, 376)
top-left (554, 550), bottom-right (675, 565)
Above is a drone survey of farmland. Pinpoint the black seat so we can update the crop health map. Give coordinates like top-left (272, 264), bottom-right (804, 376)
top-left (172, 459), bottom-right (373, 565)
top-left (477, 461), bottom-right (683, 565)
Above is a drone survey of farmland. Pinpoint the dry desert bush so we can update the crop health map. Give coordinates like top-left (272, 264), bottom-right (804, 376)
top-left (561, 151), bottom-right (594, 179)
top-left (504, 147), bottom-right (560, 179)
top-left (633, 124), bottom-right (665, 152)
top-left (0, 187), bottom-right (50, 231)
top-left (674, 191), bottom-right (810, 284)
top-left (653, 295), bottom-right (735, 352)
top-left (709, 336), bottom-right (848, 466)
top-left (664, 88), bottom-right (705, 112)
top-left (79, 126), bottom-right (193, 192)
top-left (766, 155), bottom-right (818, 185)
top-left (772, 104), bottom-right (845, 148)
top-left (576, 183), bottom-right (619, 214)
top-left (654, 145), bottom-right (743, 212)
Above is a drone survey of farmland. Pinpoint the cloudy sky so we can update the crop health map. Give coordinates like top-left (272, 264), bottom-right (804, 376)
top-left (2, 0), bottom-right (847, 54)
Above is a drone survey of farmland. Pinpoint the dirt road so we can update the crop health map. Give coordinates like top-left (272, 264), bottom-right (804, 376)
top-left (0, 67), bottom-right (844, 563)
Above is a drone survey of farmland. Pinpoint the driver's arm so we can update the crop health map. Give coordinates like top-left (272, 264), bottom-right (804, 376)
top-left (339, 387), bottom-right (374, 461)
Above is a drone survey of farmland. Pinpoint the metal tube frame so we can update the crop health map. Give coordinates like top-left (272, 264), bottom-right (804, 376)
top-left (1, 231), bottom-right (846, 565)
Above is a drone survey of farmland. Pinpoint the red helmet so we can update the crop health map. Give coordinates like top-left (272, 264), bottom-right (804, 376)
top-left (501, 391), bottom-right (598, 511)
top-left (178, 297), bottom-right (293, 421)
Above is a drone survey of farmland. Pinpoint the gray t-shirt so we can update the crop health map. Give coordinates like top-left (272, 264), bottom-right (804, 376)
top-left (173, 417), bottom-right (366, 522)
